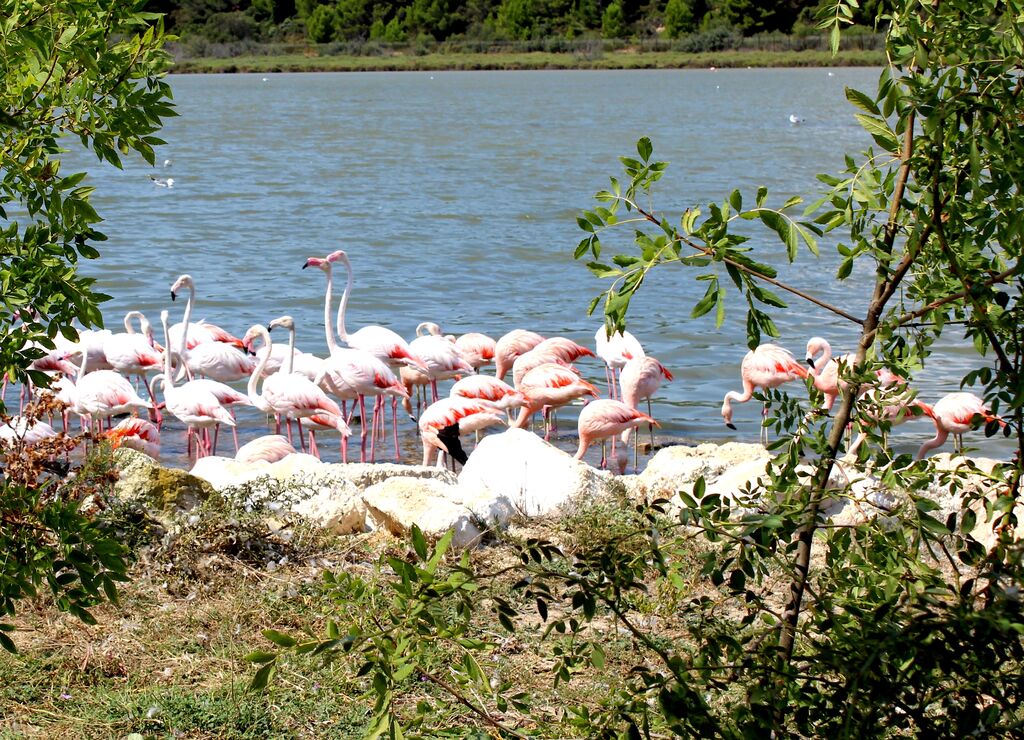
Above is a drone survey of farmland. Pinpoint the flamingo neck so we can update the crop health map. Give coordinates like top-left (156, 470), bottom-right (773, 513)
top-left (917, 427), bottom-right (948, 459)
top-left (286, 325), bottom-right (296, 375)
top-left (78, 334), bottom-right (89, 377)
top-left (812, 342), bottom-right (832, 375)
top-left (336, 253), bottom-right (353, 344)
top-left (179, 282), bottom-right (196, 360)
top-left (322, 262), bottom-right (339, 355)
top-left (124, 311), bottom-right (143, 335)
top-left (248, 327), bottom-right (271, 409)
top-left (159, 314), bottom-right (175, 390)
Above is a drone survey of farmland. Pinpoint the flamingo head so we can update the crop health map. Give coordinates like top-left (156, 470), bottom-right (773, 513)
top-left (302, 256), bottom-right (326, 271)
top-left (170, 274), bottom-right (193, 301)
top-left (436, 422), bottom-right (468, 465)
top-left (269, 315), bottom-right (294, 332)
top-left (805, 336), bottom-right (830, 368)
top-left (241, 325), bottom-right (264, 354)
top-left (325, 249), bottom-right (347, 264)
top-left (721, 399), bottom-right (736, 430)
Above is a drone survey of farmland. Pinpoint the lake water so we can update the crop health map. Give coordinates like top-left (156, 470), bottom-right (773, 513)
top-left (34, 68), bottom-right (1006, 466)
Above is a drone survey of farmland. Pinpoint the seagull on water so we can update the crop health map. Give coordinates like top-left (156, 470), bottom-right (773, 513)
top-left (149, 175), bottom-right (174, 188)
top-left (789, 114), bottom-right (804, 125)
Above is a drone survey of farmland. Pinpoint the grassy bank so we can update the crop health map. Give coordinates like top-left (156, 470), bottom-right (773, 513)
top-left (170, 48), bottom-right (885, 74)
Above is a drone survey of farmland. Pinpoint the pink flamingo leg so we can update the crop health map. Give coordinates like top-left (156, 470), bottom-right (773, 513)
top-left (358, 395), bottom-right (368, 463)
top-left (392, 397), bottom-right (401, 461)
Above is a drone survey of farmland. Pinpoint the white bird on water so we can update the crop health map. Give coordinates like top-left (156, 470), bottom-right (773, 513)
top-left (789, 114), bottom-right (804, 125)
top-left (149, 175), bottom-right (174, 188)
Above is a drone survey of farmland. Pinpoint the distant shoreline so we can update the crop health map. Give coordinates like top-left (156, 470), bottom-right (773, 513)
top-left (169, 49), bottom-right (885, 74)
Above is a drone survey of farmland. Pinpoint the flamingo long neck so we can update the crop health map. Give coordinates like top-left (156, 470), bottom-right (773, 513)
top-left (159, 313), bottom-right (176, 390)
top-left (286, 325), bottom-right (296, 375)
top-left (247, 328), bottom-right (271, 409)
top-left (179, 282), bottom-right (195, 360)
top-left (917, 426), bottom-right (948, 459)
top-left (78, 335), bottom-right (89, 377)
top-left (124, 311), bottom-right (143, 335)
top-left (812, 342), bottom-right (833, 375)
top-left (335, 253), bottom-right (354, 344)
top-left (321, 262), bottom-right (339, 355)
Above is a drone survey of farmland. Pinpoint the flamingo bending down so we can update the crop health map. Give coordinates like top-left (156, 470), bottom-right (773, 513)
top-left (419, 396), bottom-right (505, 467)
top-left (455, 332), bottom-right (496, 371)
top-left (619, 356), bottom-right (673, 463)
top-left (236, 434), bottom-right (296, 464)
top-left (916, 392), bottom-right (1004, 459)
top-left (721, 343), bottom-right (808, 441)
top-left (450, 375), bottom-right (528, 411)
top-left (513, 363), bottom-right (600, 439)
top-left (595, 325), bottom-right (645, 399)
top-left (512, 349), bottom-right (573, 390)
top-left (104, 313), bottom-right (165, 422)
top-left (105, 417), bottom-right (161, 459)
top-left (532, 337), bottom-right (595, 364)
top-left (168, 274), bottom-right (244, 350)
top-left (494, 329), bottom-right (545, 381)
top-left (576, 399), bottom-right (658, 474)
top-left (244, 321), bottom-right (350, 458)
top-left (846, 379), bottom-right (929, 456)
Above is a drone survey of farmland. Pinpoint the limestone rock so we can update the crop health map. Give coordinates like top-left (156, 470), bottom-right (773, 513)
top-left (316, 462), bottom-right (457, 491)
top-left (458, 428), bottom-right (617, 517)
top-left (363, 477), bottom-right (482, 549)
top-left (113, 448), bottom-right (216, 511)
top-left (190, 456), bottom-right (272, 492)
top-left (632, 442), bottom-right (769, 501)
top-left (291, 479), bottom-right (366, 534)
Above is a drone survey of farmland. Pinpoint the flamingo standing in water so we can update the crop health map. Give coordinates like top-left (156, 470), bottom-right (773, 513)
top-left (619, 356), bottom-right (673, 466)
top-left (455, 332), bottom-right (496, 371)
top-left (304, 253), bottom-right (409, 461)
top-left (170, 275), bottom-right (254, 383)
top-left (494, 329), bottom-right (545, 381)
top-left (721, 343), bottom-right (808, 442)
top-left (514, 363), bottom-right (599, 439)
top-left (916, 392), bottom-right (1004, 459)
top-left (103, 312), bottom-right (165, 422)
top-left (419, 396), bottom-right (505, 467)
top-left (576, 399), bottom-right (658, 474)
top-left (69, 335), bottom-right (152, 432)
top-left (243, 321), bottom-right (350, 458)
top-left (154, 310), bottom-right (235, 458)
top-left (303, 250), bottom-right (424, 460)
top-left (595, 325), bottom-right (645, 399)
top-left (450, 375), bottom-right (528, 412)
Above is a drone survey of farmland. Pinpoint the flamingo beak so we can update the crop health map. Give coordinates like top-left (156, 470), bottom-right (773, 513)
top-left (805, 358), bottom-right (814, 367)
top-left (725, 422), bottom-right (737, 430)
top-left (170, 291), bottom-right (177, 301)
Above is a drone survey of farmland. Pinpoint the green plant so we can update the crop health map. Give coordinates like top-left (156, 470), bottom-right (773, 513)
top-left (252, 0), bottom-right (1024, 735)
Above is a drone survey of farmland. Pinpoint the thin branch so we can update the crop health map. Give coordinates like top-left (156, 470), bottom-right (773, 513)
top-left (420, 669), bottom-right (528, 739)
top-left (894, 265), bottom-right (1018, 326)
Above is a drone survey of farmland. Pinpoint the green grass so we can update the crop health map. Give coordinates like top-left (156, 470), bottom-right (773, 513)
top-left (170, 48), bottom-right (886, 74)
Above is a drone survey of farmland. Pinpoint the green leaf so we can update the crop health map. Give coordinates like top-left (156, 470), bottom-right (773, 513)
top-left (250, 661), bottom-right (276, 691)
top-left (637, 137), bottom-right (652, 162)
top-left (411, 525), bottom-right (428, 561)
top-left (245, 650), bottom-right (277, 664)
top-left (263, 629), bottom-right (296, 648)
top-left (854, 114), bottom-right (899, 152)
top-left (0, 631), bottom-right (16, 654)
top-left (845, 86), bottom-right (880, 116)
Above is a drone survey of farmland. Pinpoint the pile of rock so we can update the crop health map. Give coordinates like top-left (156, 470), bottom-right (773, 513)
top-left (113, 429), bottom-right (1012, 550)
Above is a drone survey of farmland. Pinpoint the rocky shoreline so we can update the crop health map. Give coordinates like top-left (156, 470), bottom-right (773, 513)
top-left (113, 428), bottom-right (1014, 551)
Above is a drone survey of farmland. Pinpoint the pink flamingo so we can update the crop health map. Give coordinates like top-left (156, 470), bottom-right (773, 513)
top-left (105, 417), bottom-right (161, 459)
top-left (304, 250), bottom-right (424, 460)
top-left (0, 416), bottom-right (58, 447)
top-left (236, 434), bottom-right (296, 464)
top-left (511, 348), bottom-right (574, 390)
top-left (531, 337), bottom-right (594, 364)
top-left (104, 312), bottom-right (164, 422)
top-left (494, 329), bottom-right (545, 381)
top-left (168, 274), bottom-right (244, 350)
top-left (847, 378), bottom-right (930, 456)
top-left (244, 322), bottom-right (350, 458)
top-left (721, 343), bottom-right (809, 441)
top-left (805, 336), bottom-right (855, 412)
top-left (407, 333), bottom-right (473, 404)
top-left (419, 396), bottom-right (505, 467)
top-left (595, 325), bottom-right (645, 399)
top-left (450, 375), bottom-right (528, 411)
top-left (69, 339), bottom-right (152, 432)
top-left (455, 332), bottom-right (496, 371)
top-left (575, 399), bottom-right (658, 473)
top-left (916, 392), bottom-right (1004, 459)
top-left (155, 310), bottom-right (236, 458)
top-left (513, 363), bottom-right (600, 439)
top-left (619, 356), bottom-right (673, 463)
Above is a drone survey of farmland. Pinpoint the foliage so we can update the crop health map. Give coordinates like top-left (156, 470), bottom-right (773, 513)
top-left (0, 402), bottom-right (131, 654)
top-left (1, 0), bottom-right (173, 646)
top-left (251, 0), bottom-right (1024, 735)
top-left (665, 0), bottom-right (698, 38)
top-left (600, 0), bottom-right (628, 39)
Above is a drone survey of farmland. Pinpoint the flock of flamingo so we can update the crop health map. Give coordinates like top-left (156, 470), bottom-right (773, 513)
top-left (0, 249), bottom-right (1005, 474)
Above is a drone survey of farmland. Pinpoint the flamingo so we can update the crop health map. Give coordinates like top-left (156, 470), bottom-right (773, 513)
top-left (513, 363), bottom-right (599, 439)
top-left (455, 332), bottom-right (496, 371)
top-left (512, 348), bottom-right (573, 391)
top-left (70, 336), bottom-right (152, 431)
top-left (0, 416), bottom-right (58, 447)
top-left (721, 343), bottom-right (809, 441)
top-left (406, 333), bottom-right (474, 405)
top-left (105, 417), bottom-right (161, 459)
top-left (419, 396), bottom-right (505, 467)
top-left (168, 274), bottom-right (244, 350)
top-left (595, 325), bottom-right (645, 399)
top-left (805, 336), bottom-right (854, 412)
top-left (846, 377), bottom-right (929, 456)
top-left (155, 310), bottom-right (235, 458)
top-left (575, 399), bottom-right (658, 474)
top-left (103, 312), bottom-right (165, 421)
top-left (619, 356), bottom-right (673, 464)
top-left (450, 375), bottom-right (528, 412)
top-left (494, 329), bottom-right (545, 381)
top-left (916, 392), bottom-right (1004, 459)
top-left (304, 250), bottom-right (424, 460)
top-left (236, 434), bottom-right (296, 464)
top-left (244, 321), bottom-right (350, 458)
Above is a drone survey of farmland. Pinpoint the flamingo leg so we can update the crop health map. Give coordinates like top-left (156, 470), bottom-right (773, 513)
top-left (358, 394), bottom-right (367, 463)
top-left (430, 379), bottom-right (439, 404)
top-left (309, 430), bottom-right (319, 459)
top-left (296, 420), bottom-right (307, 454)
top-left (392, 397), bottom-right (400, 461)
top-left (647, 397), bottom-right (655, 448)
top-left (212, 425), bottom-right (219, 456)
top-left (369, 396), bottom-right (379, 463)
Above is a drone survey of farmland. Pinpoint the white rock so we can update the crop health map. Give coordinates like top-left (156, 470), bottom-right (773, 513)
top-left (268, 453), bottom-right (325, 480)
top-left (632, 442), bottom-right (769, 501)
top-left (190, 456), bottom-right (272, 491)
top-left (458, 428), bottom-right (617, 517)
top-left (363, 477), bottom-right (483, 549)
top-left (291, 480), bottom-right (366, 534)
